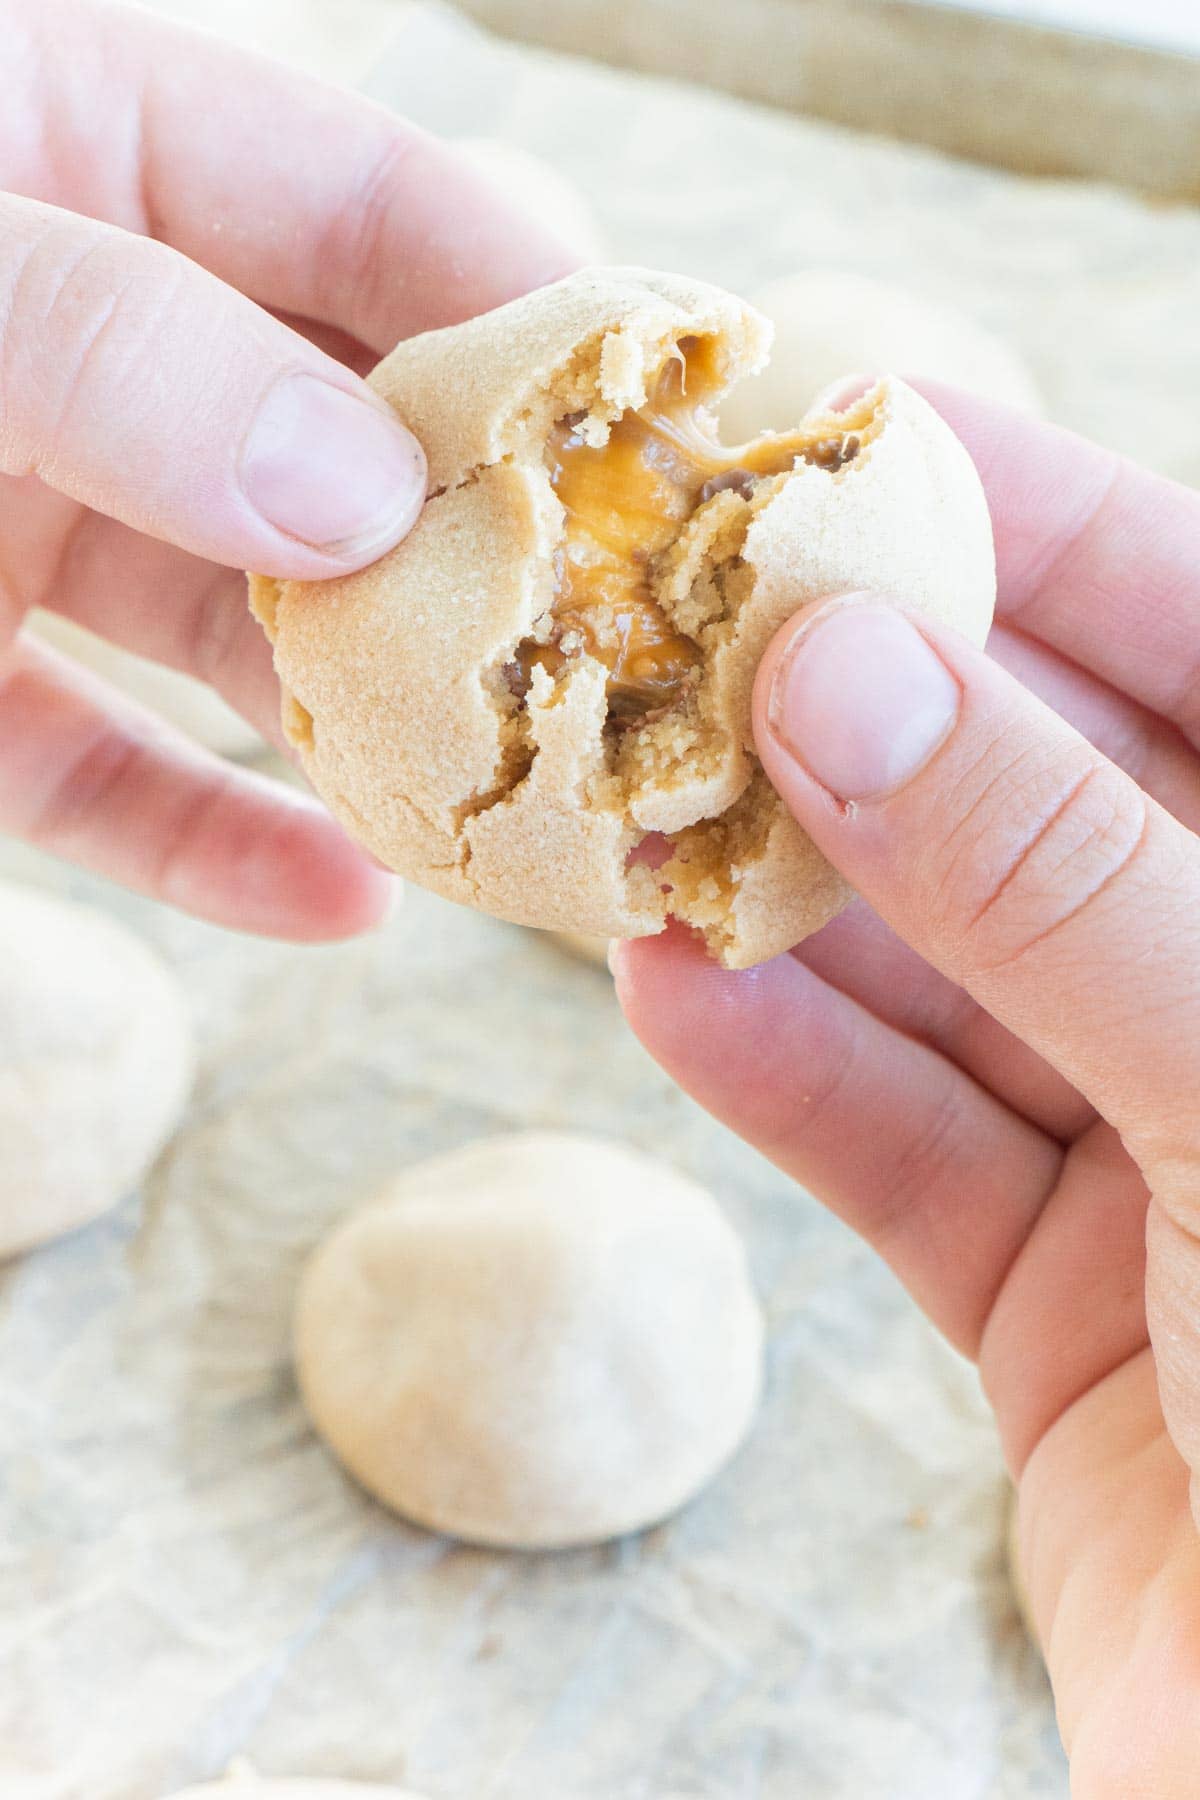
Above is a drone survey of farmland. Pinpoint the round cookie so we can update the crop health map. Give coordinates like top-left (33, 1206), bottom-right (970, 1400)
top-left (0, 881), bottom-right (193, 1257)
top-left (454, 137), bottom-right (606, 263)
top-left (719, 269), bottom-right (1043, 441)
top-left (29, 610), bottom-right (261, 758)
top-left (294, 1131), bottom-right (764, 1548)
top-left (251, 267), bottom-right (995, 969)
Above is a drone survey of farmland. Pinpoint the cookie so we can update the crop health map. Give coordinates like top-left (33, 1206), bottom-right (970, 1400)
top-left (250, 268), bottom-right (994, 966)
top-left (0, 881), bottom-right (192, 1257)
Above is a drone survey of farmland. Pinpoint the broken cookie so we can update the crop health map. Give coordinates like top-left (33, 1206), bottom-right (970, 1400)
top-left (249, 268), bottom-right (995, 968)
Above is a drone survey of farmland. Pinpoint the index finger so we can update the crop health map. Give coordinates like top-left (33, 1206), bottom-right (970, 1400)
top-left (917, 382), bottom-right (1200, 752)
top-left (15, 0), bottom-right (578, 353)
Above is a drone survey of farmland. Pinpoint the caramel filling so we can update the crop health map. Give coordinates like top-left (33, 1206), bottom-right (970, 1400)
top-left (511, 337), bottom-right (861, 721)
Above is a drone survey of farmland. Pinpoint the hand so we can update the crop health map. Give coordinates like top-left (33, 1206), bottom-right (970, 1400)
top-left (615, 392), bottom-right (1200, 1790)
top-left (0, 0), bottom-right (574, 938)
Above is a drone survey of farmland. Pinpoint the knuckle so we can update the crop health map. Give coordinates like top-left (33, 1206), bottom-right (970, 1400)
top-left (941, 748), bottom-right (1148, 974)
top-left (0, 226), bottom-right (44, 472)
top-left (318, 131), bottom-right (421, 330)
top-left (742, 983), bottom-right (863, 1158)
top-left (1, 219), bottom-right (111, 451)
top-left (2, 215), bottom-right (183, 467)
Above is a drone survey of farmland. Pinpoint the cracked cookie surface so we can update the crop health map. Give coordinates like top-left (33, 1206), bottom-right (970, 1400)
top-left (249, 268), bottom-right (995, 966)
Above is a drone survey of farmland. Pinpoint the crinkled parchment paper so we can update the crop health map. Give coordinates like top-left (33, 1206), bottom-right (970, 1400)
top-left (12, 2), bottom-right (1199, 1792)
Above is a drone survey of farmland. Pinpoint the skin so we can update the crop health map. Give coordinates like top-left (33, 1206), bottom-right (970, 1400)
top-left (6, 2), bottom-right (1200, 1787)
top-left (615, 394), bottom-right (1200, 1790)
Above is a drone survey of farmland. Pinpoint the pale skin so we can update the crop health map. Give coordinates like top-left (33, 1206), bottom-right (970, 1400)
top-left (6, 2), bottom-right (1200, 1789)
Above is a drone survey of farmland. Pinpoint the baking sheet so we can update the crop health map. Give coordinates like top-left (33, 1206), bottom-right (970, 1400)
top-left (456, 0), bottom-right (1200, 200)
top-left (13, 0), bottom-right (1200, 1790)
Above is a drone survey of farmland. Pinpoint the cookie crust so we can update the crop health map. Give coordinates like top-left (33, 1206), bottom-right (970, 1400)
top-left (250, 268), bottom-right (994, 966)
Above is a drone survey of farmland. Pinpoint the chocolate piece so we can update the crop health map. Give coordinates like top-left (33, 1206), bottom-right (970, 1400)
top-left (805, 432), bottom-right (862, 473)
top-left (699, 467), bottom-right (759, 504)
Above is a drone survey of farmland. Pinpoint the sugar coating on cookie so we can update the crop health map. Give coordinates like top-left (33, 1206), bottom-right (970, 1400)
top-left (251, 268), bottom-right (995, 967)
top-left (293, 1131), bottom-right (764, 1549)
top-left (0, 880), bottom-right (193, 1258)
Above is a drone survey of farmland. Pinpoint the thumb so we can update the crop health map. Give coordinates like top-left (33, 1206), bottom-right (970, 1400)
top-left (0, 196), bottom-right (426, 579)
top-left (753, 592), bottom-right (1200, 1497)
top-left (752, 592), bottom-right (1200, 1144)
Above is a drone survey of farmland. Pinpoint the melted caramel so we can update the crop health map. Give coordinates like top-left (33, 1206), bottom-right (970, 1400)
top-left (513, 339), bottom-right (861, 720)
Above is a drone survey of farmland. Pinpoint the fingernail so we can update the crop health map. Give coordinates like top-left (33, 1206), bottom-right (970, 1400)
top-left (768, 601), bottom-right (960, 801)
top-left (241, 374), bottom-right (426, 558)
